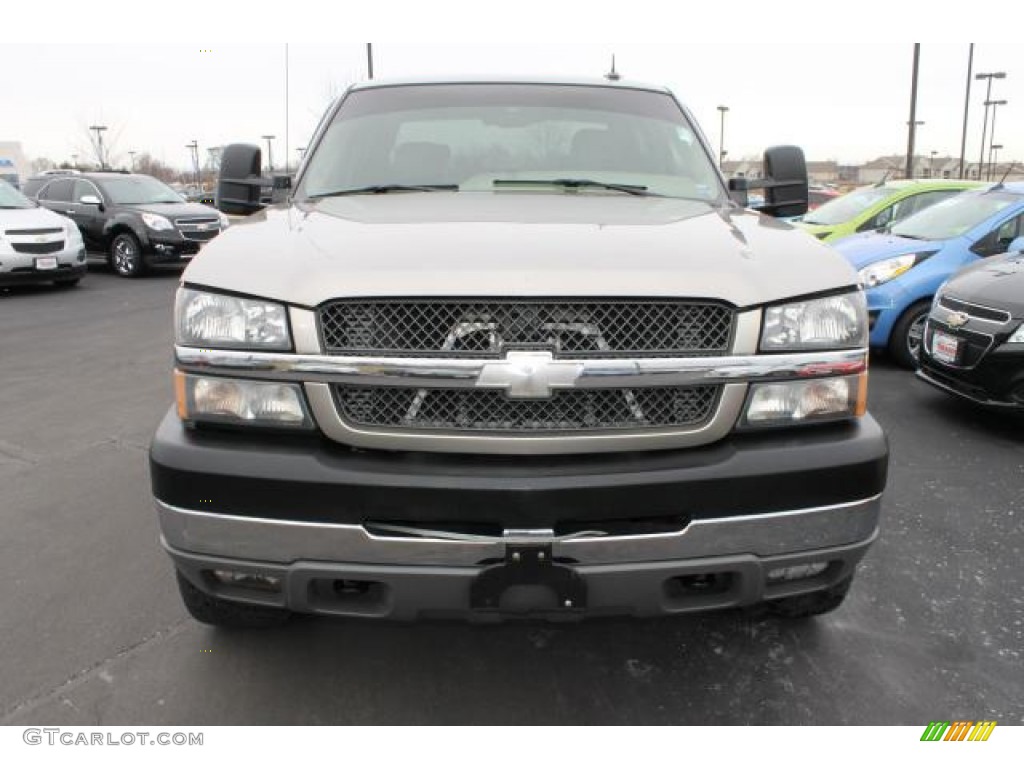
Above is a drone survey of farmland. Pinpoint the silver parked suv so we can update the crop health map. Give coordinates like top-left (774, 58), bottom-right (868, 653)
top-left (0, 179), bottom-right (86, 288)
top-left (150, 78), bottom-right (888, 627)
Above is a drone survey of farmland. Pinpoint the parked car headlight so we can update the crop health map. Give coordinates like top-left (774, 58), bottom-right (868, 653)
top-left (858, 252), bottom-right (935, 288)
top-left (175, 372), bottom-right (312, 429)
top-left (175, 288), bottom-right (291, 350)
top-left (761, 291), bottom-right (868, 351)
top-left (141, 212), bottom-right (175, 231)
top-left (218, 212), bottom-right (230, 229)
top-left (1008, 323), bottom-right (1024, 344)
top-left (65, 219), bottom-right (83, 244)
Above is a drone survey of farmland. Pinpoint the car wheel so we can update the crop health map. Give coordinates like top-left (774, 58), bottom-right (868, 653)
top-left (53, 278), bottom-right (80, 288)
top-left (763, 575), bottom-right (853, 619)
top-left (176, 571), bottom-right (290, 629)
top-left (109, 232), bottom-right (145, 277)
top-left (888, 300), bottom-right (931, 369)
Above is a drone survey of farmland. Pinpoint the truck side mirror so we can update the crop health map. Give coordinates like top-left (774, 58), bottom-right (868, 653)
top-left (217, 144), bottom-right (265, 216)
top-left (761, 146), bottom-right (809, 218)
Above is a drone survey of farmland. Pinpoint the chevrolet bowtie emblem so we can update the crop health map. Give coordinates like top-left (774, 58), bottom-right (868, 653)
top-left (946, 311), bottom-right (969, 328)
top-left (475, 351), bottom-right (583, 398)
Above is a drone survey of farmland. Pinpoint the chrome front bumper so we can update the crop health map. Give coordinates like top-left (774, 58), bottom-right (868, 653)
top-left (160, 496), bottom-right (880, 620)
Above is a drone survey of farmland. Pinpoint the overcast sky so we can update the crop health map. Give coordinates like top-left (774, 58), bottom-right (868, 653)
top-left (4, 42), bottom-right (1020, 172)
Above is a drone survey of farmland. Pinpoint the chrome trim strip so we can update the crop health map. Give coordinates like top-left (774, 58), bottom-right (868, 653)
top-left (939, 294), bottom-right (1012, 325)
top-left (157, 495), bottom-right (882, 567)
top-left (175, 345), bottom-right (868, 389)
top-left (305, 381), bottom-right (746, 453)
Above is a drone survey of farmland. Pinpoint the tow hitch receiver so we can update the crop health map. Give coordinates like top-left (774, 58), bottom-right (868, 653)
top-left (470, 543), bottom-right (588, 612)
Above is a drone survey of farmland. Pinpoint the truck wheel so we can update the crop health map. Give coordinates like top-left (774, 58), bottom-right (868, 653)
top-left (176, 571), bottom-right (290, 629)
top-left (764, 575), bottom-right (853, 619)
top-left (110, 232), bottom-right (145, 277)
top-left (888, 300), bottom-right (931, 369)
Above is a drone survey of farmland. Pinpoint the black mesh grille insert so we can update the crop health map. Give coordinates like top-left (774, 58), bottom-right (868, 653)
top-left (11, 241), bottom-right (64, 255)
top-left (334, 385), bottom-right (720, 432)
top-left (318, 299), bottom-right (734, 358)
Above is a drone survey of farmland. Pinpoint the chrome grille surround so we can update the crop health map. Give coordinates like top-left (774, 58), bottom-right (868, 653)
top-left (175, 216), bottom-right (221, 242)
top-left (318, 298), bottom-right (735, 358)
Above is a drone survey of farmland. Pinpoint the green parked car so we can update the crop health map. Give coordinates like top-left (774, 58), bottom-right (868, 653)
top-left (798, 179), bottom-right (983, 243)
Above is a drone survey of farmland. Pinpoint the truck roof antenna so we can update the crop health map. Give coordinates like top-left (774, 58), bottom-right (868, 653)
top-left (605, 55), bottom-right (621, 82)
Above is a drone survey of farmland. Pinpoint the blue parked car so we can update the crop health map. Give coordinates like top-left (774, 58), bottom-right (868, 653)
top-left (833, 182), bottom-right (1024, 368)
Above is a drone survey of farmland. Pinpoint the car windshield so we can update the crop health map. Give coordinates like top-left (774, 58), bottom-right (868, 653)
top-left (802, 184), bottom-right (893, 225)
top-left (297, 84), bottom-right (725, 202)
top-left (100, 176), bottom-right (183, 205)
top-left (0, 179), bottom-right (33, 208)
top-left (891, 190), bottom-right (1019, 241)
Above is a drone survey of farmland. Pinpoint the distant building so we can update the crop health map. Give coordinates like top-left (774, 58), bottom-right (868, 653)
top-left (0, 142), bottom-right (30, 189)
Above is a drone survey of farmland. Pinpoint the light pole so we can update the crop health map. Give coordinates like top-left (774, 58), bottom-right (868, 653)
top-left (89, 125), bottom-right (108, 169)
top-left (71, 153), bottom-right (78, 170)
top-left (261, 135), bottom-right (275, 174)
top-left (976, 71), bottom-right (1006, 179)
top-left (296, 147), bottom-right (307, 163)
top-left (929, 150), bottom-right (937, 178)
top-left (128, 150), bottom-right (136, 172)
top-left (906, 120), bottom-right (924, 177)
top-left (986, 99), bottom-right (1007, 180)
top-left (717, 105), bottom-right (729, 168)
top-left (990, 144), bottom-right (1004, 179)
top-left (186, 141), bottom-right (199, 189)
top-left (959, 44), bottom-right (974, 178)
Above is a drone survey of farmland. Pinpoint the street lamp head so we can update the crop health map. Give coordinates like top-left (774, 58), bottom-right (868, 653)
top-left (717, 105), bottom-right (729, 112)
top-left (991, 144), bottom-right (1004, 150)
top-left (976, 71), bottom-right (1007, 80)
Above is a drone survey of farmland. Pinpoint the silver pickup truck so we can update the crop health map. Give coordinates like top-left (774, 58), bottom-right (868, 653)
top-left (150, 77), bottom-right (888, 627)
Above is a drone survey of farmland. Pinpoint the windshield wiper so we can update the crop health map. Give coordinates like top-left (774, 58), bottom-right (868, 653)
top-left (308, 184), bottom-right (459, 199)
top-left (492, 178), bottom-right (658, 196)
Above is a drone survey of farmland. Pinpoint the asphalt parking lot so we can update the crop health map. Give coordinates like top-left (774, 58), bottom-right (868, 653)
top-left (1, 267), bottom-right (1021, 726)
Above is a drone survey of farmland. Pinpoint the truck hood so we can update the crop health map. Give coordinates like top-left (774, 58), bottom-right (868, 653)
top-left (183, 193), bottom-right (859, 309)
top-left (0, 205), bottom-right (70, 232)
top-left (940, 251), bottom-right (1024, 318)
top-left (832, 231), bottom-right (946, 270)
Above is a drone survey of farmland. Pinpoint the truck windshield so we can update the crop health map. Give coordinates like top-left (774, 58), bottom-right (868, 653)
top-left (297, 84), bottom-right (724, 202)
top-left (101, 176), bottom-right (183, 205)
top-left (802, 184), bottom-right (893, 225)
top-left (0, 179), bottom-right (33, 208)
top-left (890, 190), bottom-right (1018, 241)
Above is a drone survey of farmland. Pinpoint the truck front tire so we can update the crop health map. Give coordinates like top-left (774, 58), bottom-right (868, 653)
top-left (176, 571), bottom-right (291, 629)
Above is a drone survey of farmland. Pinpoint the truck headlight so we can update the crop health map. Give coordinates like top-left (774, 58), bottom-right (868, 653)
top-left (175, 372), bottom-right (313, 429)
top-left (141, 212), bottom-right (174, 231)
top-left (761, 291), bottom-right (868, 351)
top-left (858, 252), bottom-right (935, 288)
top-left (741, 373), bottom-right (867, 428)
top-left (175, 288), bottom-right (291, 350)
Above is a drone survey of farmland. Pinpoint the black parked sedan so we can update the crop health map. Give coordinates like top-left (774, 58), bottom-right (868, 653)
top-left (31, 172), bottom-right (229, 277)
top-left (917, 250), bottom-right (1024, 409)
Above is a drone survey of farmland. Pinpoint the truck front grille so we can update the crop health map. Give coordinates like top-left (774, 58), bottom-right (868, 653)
top-left (334, 385), bottom-right (720, 433)
top-left (319, 299), bottom-right (734, 358)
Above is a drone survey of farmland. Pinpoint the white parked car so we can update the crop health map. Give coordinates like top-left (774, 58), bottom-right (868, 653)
top-left (0, 179), bottom-right (86, 288)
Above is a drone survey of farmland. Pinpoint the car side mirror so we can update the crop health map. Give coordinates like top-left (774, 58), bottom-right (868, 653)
top-left (217, 143), bottom-right (266, 216)
top-left (80, 195), bottom-right (101, 206)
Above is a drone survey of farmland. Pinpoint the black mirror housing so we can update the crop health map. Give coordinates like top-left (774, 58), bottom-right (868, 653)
top-left (729, 146), bottom-right (809, 218)
top-left (217, 144), bottom-right (265, 216)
